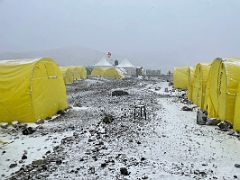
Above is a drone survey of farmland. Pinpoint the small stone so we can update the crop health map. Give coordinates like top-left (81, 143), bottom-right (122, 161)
top-left (9, 163), bottom-right (17, 168)
top-left (36, 119), bottom-right (45, 124)
top-left (19, 160), bottom-right (24, 164)
top-left (137, 141), bottom-right (141, 145)
top-left (22, 154), bottom-right (27, 160)
top-left (206, 118), bottom-right (221, 126)
top-left (22, 127), bottom-right (36, 135)
top-left (142, 176), bottom-right (148, 179)
top-left (101, 163), bottom-right (107, 168)
top-left (234, 175), bottom-right (238, 179)
top-left (120, 167), bottom-right (130, 175)
top-left (0, 123), bottom-right (8, 129)
top-left (2, 151), bottom-right (6, 154)
top-left (45, 150), bottom-right (51, 154)
top-left (141, 157), bottom-right (146, 161)
top-left (235, 164), bottom-right (240, 168)
top-left (181, 106), bottom-right (193, 111)
top-left (88, 166), bottom-right (95, 174)
top-left (56, 160), bottom-right (62, 165)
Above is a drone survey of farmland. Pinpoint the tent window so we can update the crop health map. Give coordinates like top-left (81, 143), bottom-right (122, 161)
top-left (44, 64), bottom-right (57, 79)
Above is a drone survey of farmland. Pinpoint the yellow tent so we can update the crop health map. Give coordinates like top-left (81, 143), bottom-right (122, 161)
top-left (234, 84), bottom-right (240, 132)
top-left (91, 67), bottom-right (124, 79)
top-left (91, 67), bottom-right (107, 77)
top-left (60, 67), bottom-right (74, 84)
top-left (192, 63), bottom-right (210, 109)
top-left (204, 58), bottom-right (223, 116)
top-left (173, 67), bottom-right (189, 90)
top-left (218, 60), bottom-right (240, 124)
top-left (76, 66), bottom-right (87, 79)
top-left (69, 66), bottom-right (80, 81)
top-left (103, 67), bottom-right (124, 80)
top-left (0, 58), bottom-right (68, 123)
top-left (187, 67), bottom-right (195, 101)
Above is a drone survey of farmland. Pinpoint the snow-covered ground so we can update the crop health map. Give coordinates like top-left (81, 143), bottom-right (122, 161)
top-left (1, 78), bottom-right (240, 179)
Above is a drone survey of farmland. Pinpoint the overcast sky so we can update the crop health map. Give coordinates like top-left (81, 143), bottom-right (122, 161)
top-left (0, 0), bottom-right (240, 70)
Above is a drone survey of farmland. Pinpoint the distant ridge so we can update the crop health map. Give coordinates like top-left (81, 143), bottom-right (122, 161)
top-left (0, 47), bottom-right (107, 67)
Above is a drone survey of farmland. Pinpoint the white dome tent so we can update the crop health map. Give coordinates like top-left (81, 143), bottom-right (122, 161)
top-left (117, 58), bottom-right (136, 77)
top-left (94, 57), bottom-right (113, 67)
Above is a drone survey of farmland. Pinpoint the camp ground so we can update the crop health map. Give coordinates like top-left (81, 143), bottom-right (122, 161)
top-left (1, 1), bottom-right (240, 179)
top-left (0, 55), bottom-right (240, 179)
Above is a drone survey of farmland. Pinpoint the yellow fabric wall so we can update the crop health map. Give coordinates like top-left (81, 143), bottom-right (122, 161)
top-left (0, 58), bottom-right (68, 123)
top-left (192, 63), bottom-right (210, 109)
top-left (218, 60), bottom-right (240, 124)
top-left (103, 68), bottom-right (124, 80)
top-left (234, 84), bottom-right (240, 132)
top-left (187, 67), bottom-right (195, 101)
top-left (91, 67), bottom-right (107, 77)
top-left (76, 66), bottom-right (87, 79)
top-left (204, 58), bottom-right (223, 117)
top-left (60, 67), bottom-right (74, 84)
top-left (173, 67), bottom-right (189, 90)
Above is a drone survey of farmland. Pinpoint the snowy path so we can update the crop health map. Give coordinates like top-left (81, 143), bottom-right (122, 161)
top-left (1, 79), bottom-right (240, 180)
top-left (141, 97), bottom-right (240, 179)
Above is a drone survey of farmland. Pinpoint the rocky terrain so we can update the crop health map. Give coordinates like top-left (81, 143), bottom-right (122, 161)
top-left (1, 78), bottom-right (240, 180)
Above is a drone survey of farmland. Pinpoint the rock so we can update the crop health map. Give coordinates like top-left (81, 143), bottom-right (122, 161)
top-left (92, 156), bottom-right (98, 161)
top-left (120, 167), bottom-right (130, 175)
top-left (2, 150), bottom-right (6, 154)
top-left (101, 162), bottom-right (107, 168)
top-left (218, 121), bottom-right (233, 131)
top-left (234, 164), bottom-right (240, 168)
top-left (22, 127), bottom-right (36, 135)
top-left (142, 176), bottom-right (148, 179)
top-left (22, 154), bottom-right (27, 160)
top-left (45, 150), bottom-right (51, 154)
top-left (137, 141), bottom-right (141, 145)
top-left (102, 114), bottom-right (114, 124)
top-left (9, 163), bottom-right (17, 168)
top-left (112, 90), bottom-right (129, 96)
top-left (206, 118), bottom-right (221, 126)
top-left (141, 157), bottom-right (146, 161)
top-left (234, 175), bottom-right (238, 179)
top-left (19, 160), bottom-right (24, 164)
top-left (56, 159), bottom-right (62, 165)
top-left (32, 159), bottom-right (44, 167)
top-left (0, 123), bottom-right (8, 129)
top-left (18, 123), bottom-right (28, 129)
top-left (36, 119), bottom-right (45, 125)
top-left (181, 106), bottom-right (193, 111)
top-left (196, 109), bottom-right (207, 125)
top-left (12, 121), bottom-right (19, 128)
top-left (88, 166), bottom-right (95, 174)
top-left (57, 110), bottom-right (66, 116)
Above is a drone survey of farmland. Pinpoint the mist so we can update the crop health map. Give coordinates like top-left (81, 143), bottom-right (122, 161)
top-left (0, 0), bottom-right (240, 72)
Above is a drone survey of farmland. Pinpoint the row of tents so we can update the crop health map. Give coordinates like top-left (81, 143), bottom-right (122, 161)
top-left (91, 57), bottom-right (137, 79)
top-left (60, 57), bottom-right (137, 83)
top-left (0, 56), bottom-right (137, 123)
top-left (173, 58), bottom-right (240, 132)
top-left (60, 66), bottom-right (88, 84)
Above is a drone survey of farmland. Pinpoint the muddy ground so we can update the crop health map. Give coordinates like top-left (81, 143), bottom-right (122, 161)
top-left (1, 78), bottom-right (240, 180)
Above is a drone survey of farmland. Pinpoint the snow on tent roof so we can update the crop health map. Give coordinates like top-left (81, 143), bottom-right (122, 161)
top-left (94, 57), bottom-right (113, 67)
top-left (117, 59), bottom-right (135, 68)
top-left (0, 58), bottom-right (43, 65)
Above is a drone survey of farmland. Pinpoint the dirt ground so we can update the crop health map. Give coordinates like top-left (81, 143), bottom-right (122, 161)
top-left (1, 77), bottom-right (240, 180)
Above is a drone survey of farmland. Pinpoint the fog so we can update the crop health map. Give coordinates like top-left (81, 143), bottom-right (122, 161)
top-left (0, 0), bottom-right (240, 71)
